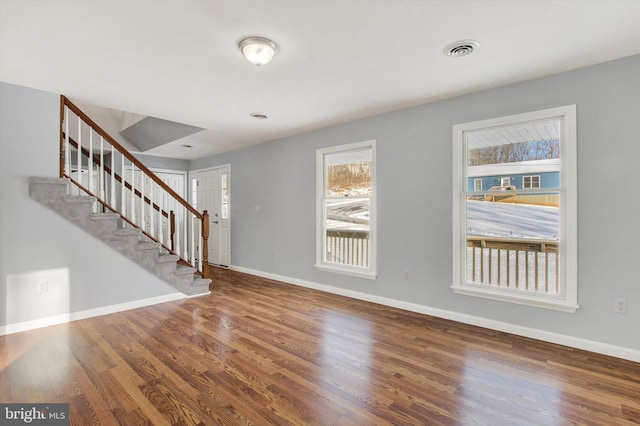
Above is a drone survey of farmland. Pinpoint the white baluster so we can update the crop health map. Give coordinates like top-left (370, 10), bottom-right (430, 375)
top-left (149, 179), bottom-right (154, 238)
top-left (99, 136), bottom-right (105, 200)
top-left (140, 171), bottom-right (146, 232)
top-left (174, 200), bottom-right (179, 255)
top-left (183, 208), bottom-right (188, 260)
top-left (88, 128), bottom-right (93, 194)
top-left (130, 163), bottom-right (136, 224)
top-left (64, 106), bottom-right (70, 178)
top-left (110, 147), bottom-right (116, 208)
top-left (198, 221), bottom-right (203, 273)
top-left (77, 117), bottom-right (82, 188)
top-left (159, 191), bottom-right (165, 245)
top-left (190, 213), bottom-right (196, 265)
top-left (121, 154), bottom-right (126, 216)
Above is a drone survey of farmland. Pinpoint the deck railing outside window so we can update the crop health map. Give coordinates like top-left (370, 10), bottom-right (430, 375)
top-left (325, 230), bottom-right (370, 268)
top-left (466, 236), bottom-right (558, 294)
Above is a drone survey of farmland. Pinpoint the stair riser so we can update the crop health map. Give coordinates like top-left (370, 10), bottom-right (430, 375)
top-left (167, 273), bottom-right (200, 292)
top-left (104, 234), bottom-right (143, 255)
top-left (48, 200), bottom-right (95, 227)
top-left (155, 261), bottom-right (177, 276)
top-left (29, 182), bottom-right (68, 201)
top-left (86, 219), bottom-right (120, 238)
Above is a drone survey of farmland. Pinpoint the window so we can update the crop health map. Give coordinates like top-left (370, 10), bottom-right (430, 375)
top-left (501, 177), bottom-right (511, 187)
top-left (221, 171), bottom-right (229, 219)
top-left (474, 179), bottom-right (483, 191)
top-left (316, 141), bottom-right (376, 279)
top-left (452, 105), bottom-right (577, 312)
top-left (523, 175), bottom-right (541, 189)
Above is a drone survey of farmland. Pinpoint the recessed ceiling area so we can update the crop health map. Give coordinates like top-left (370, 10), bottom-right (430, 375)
top-left (119, 116), bottom-right (205, 152)
top-left (1, 1), bottom-right (639, 160)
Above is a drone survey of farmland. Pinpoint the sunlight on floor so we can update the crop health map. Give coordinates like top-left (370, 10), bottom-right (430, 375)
top-left (319, 311), bottom-right (373, 394)
top-left (6, 268), bottom-right (70, 326)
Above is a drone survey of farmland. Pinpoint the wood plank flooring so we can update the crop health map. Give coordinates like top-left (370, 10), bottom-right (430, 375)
top-left (2, 268), bottom-right (639, 425)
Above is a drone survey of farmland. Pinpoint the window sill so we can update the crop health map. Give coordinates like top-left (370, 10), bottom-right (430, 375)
top-left (314, 264), bottom-right (377, 280)
top-left (452, 284), bottom-right (579, 313)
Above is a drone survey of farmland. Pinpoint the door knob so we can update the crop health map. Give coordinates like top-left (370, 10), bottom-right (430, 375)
top-left (213, 220), bottom-right (219, 224)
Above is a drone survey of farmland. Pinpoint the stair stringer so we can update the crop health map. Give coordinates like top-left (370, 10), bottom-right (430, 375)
top-left (28, 177), bottom-right (211, 297)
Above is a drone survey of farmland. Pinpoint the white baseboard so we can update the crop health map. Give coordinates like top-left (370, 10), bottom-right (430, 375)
top-left (230, 265), bottom-right (640, 363)
top-left (0, 292), bottom-right (185, 336)
top-left (186, 291), bottom-right (211, 298)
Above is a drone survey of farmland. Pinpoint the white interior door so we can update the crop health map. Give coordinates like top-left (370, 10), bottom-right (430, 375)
top-left (192, 165), bottom-right (230, 267)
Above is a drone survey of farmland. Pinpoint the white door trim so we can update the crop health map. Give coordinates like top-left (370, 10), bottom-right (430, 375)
top-left (189, 164), bottom-right (231, 268)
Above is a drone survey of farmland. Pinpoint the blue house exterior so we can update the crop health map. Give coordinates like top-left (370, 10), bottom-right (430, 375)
top-left (467, 159), bottom-right (560, 192)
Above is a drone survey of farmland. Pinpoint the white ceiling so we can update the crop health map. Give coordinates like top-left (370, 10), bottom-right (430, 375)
top-left (1, 0), bottom-right (639, 160)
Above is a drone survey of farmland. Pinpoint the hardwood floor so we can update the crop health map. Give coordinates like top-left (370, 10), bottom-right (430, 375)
top-left (2, 268), bottom-right (639, 425)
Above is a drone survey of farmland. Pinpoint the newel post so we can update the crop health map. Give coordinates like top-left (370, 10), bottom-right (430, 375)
top-left (170, 211), bottom-right (176, 252)
top-left (202, 211), bottom-right (210, 279)
top-left (59, 96), bottom-right (65, 177)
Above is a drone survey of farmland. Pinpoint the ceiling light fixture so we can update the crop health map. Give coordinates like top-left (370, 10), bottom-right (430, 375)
top-left (239, 36), bottom-right (278, 67)
top-left (443, 39), bottom-right (480, 57)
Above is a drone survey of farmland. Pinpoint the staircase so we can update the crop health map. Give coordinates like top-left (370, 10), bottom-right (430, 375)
top-left (29, 176), bottom-right (211, 296)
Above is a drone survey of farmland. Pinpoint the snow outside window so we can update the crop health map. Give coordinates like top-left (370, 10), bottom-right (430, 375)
top-left (315, 141), bottom-right (377, 279)
top-left (452, 105), bottom-right (578, 312)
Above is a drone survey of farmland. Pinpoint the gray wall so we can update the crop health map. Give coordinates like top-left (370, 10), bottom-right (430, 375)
top-left (135, 153), bottom-right (189, 172)
top-left (0, 82), bottom-right (181, 328)
top-left (191, 55), bottom-right (640, 352)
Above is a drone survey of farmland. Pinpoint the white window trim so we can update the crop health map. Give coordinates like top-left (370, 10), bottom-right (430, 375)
top-left (315, 140), bottom-right (377, 279)
top-left (452, 105), bottom-right (578, 312)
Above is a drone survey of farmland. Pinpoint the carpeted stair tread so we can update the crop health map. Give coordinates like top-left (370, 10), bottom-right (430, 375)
top-left (113, 228), bottom-right (142, 236)
top-left (138, 241), bottom-right (161, 250)
top-left (63, 195), bottom-right (96, 203)
top-left (29, 176), bottom-right (70, 185)
top-left (193, 278), bottom-right (212, 286)
top-left (157, 254), bottom-right (180, 263)
top-left (91, 213), bottom-right (121, 220)
top-left (175, 265), bottom-right (197, 275)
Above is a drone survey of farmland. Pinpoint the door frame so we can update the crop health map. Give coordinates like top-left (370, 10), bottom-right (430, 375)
top-left (189, 164), bottom-right (231, 268)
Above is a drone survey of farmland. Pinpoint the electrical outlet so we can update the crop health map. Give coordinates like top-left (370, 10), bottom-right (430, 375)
top-left (403, 271), bottom-right (410, 281)
top-left (614, 298), bottom-right (628, 314)
top-left (37, 281), bottom-right (49, 292)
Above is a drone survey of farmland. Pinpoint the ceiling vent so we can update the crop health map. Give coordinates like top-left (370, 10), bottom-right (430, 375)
top-left (250, 113), bottom-right (268, 119)
top-left (444, 39), bottom-right (480, 57)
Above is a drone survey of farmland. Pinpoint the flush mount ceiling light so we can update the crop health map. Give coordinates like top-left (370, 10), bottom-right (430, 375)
top-left (239, 36), bottom-right (278, 67)
top-left (443, 39), bottom-right (480, 57)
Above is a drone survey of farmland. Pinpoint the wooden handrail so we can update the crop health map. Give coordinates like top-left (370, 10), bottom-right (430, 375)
top-left (61, 96), bottom-right (202, 220)
top-left (466, 236), bottom-right (558, 253)
top-left (60, 95), bottom-right (209, 278)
